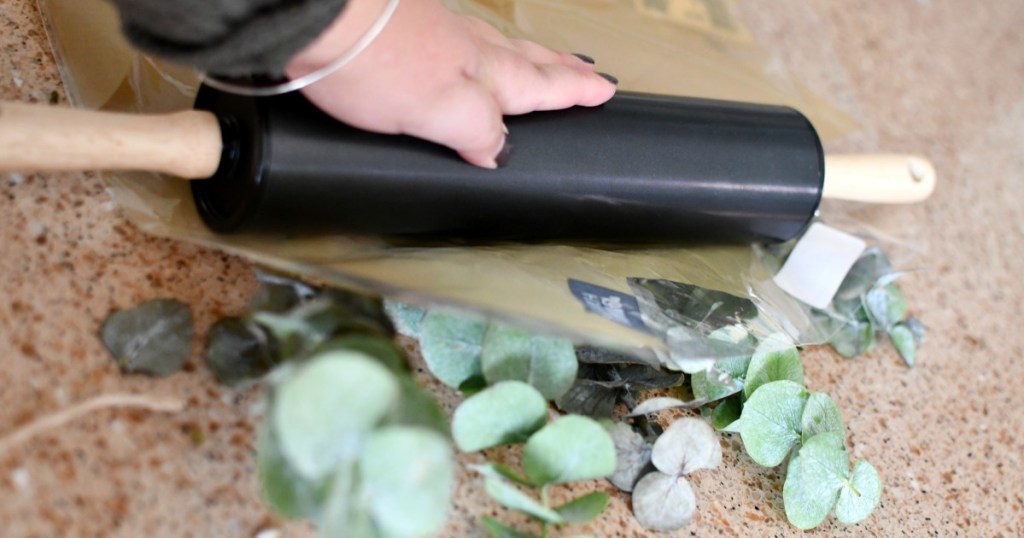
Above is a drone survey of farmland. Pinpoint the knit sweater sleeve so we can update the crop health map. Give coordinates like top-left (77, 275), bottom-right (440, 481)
top-left (109, 0), bottom-right (350, 77)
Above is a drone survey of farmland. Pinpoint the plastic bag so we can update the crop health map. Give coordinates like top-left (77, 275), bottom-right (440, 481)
top-left (38, 0), bottom-right (862, 358)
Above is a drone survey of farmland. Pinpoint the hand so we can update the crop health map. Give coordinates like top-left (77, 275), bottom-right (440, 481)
top-left (285, 0), bottom-right (617, 168)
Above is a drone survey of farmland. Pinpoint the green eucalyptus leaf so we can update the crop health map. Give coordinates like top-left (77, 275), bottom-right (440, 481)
top-left (605, 421), bottom-right (651, 492)
top-left (273, 352), bottom-right (399, 480)
top-left (490, 462), bottom-right (533, 487)
top-left (417, 310), bottom-right (487, 389)
top-left (834, 248), bottom-right (892, 301)
top-left (737, 380), bottom-right (809, 467)
top-left (205, 317), bottom-right (275, 386)
top-left (889, 323), bottom-right (917, 367)
top-left (835, 460), bottom-right (882, 525)
top-left (554, 491), bottom-right (611, 523)
top-left (101, 298), bottom-right (194, 377)
top-left (359, 426), bottom-right (454, 538)
top-left (744, 333), bottom-right (803, 398)
top-left (481, 516), bottom-right (540, 538)
top-left (711, 396), bottom-right (743, 431)
top-left (383, 300), bottom-right (426, 338)
top-left (631, 471), bottom-right (696, 532)
top-left (251, 310), bottom-right (316, 359)
top-left (313, 334), bottom-right (407, 374)
top-left (800, 392), bottom-right (846, 443)
top-left (478, 470), bottom-right (564, 523)
top-left (256, 424), bottom-right (331, 519)
top-left (783, 431), bottom-right (849, 530)
top-left (523, 416), bottom-right (616, 486)
top-left (481, 324), bottom-right (578, 401)
top-left (386, 375), bottom-right (449, 434)
top-left (864, 284), bottom-right (907, 330)
top-left (828, 319), bottom-right (876, 358)
top-left (691, 367), bottom-right (744, 403)
top-left (452, 381), bottom-right (548, 452)
top-left (651, 417), bottom-right (721, 476)
top-left (318, 461), bottom-right (376, 538)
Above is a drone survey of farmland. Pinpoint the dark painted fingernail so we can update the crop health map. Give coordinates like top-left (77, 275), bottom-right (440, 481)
top-left (495, 135), bottom-right (514, 168)
top-left (599, 72), bottom-right (619, 85)
top-left (573, 53), bottom-right (596, 64)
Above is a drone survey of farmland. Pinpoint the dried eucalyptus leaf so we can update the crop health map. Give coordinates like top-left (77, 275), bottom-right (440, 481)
top-left (475, 466), bottom-right (564, 524)
top-left (744, 333), bottom-right (803, 399)
top-left (248, 274), bottom-right (311, 313)
top-left (835, 460), bottom-right (882, 525)
top-left (555, 379), bottom-right (619, 418)
top-left (418, 309), bottom-right (487, 389)
top-left (452, 381), bottom-right (548, 452)
top-left (828, 319), bottom-right (876, 358)
top-left (614, 365), bottom-right (684, 390)
top-left (710, 396), bottom-right (743, 431)
top-left (628, 397), bottom-right (705, 417)
top-left (101, 298), bottom-right (194, 377)
top-left (631, 471), bottom-right (697, 532)
top-left (205, 317), bottom-right (274, 387)
top-left (481, 323), bottom-right (578, 401)
top-left (801, 392), bottom-right (845, 443)
top-left (273, 352), bottom-right (399, 480)
top-left (256, 424), bottom-right (331, 519)
top-left (359, 426), bottom-right (454, 538)
top-left (481, 516), bottom-right (540, 538)
top-left (605, 422), bottom-right (652, 492)
top-left (576, 345), bottom-right (661, 369)
top-left (651, 417), bottom-right (721, 476)
top-left (628, 278), bottom-right (758, 330)
top-left (554, 491), bottom-right (610, 524)
top-left (383, 300), bottom-right (426, 338)
top-left (889, 323), bottom-right (917, 367)
top-left (663, 326), bottom-right (718, 374)
top-left (783, 431), bottom-right (848, 530)
top-left (834, 248), bottom-right (892, 301)
top-left (523, 416), bottom-right (617, 486)
top-left (737, 380), bottom-right (808, 467)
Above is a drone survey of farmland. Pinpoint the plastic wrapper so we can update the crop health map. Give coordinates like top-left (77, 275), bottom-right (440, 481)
top-left (38, 0), bottom-right (863, 360)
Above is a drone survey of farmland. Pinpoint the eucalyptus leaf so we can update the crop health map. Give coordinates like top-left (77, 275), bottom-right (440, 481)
top-left (417, 309), bottom-right (487, 389)
top-left (737, 380), bottom-right (809, 467)
top-left (205, 317), bottom-right (275, 386)
top-left (651, 417), bottom-right (721, 476)
top-left (387, 375), bottom-right (449, 434)
top-left (605, 422), bottom-right (652, 492)
top-left (313, 334), bottom-right (407, 374)
top-left (575, 345), bottom-right (661, 369)
top-left (249, 271), bottom-right (314, 312)
top-left (628, 396), bottom-right (705, 417)
top-left (256, 424), bottom-right (331, 519)
top-left (631, 471), bottom-right (697, 532)
top-left (555, 379), bottom-right (620, 418)
top-left (101, 298), bottom-right (194, 377)
top-left (835, 460), bottom-right (882, 524)
top-left (273, 352), bottom-right (399, 480)
top-left (710, 396), bottom-right (743, 431)
top-left (481, 324), bottom-right (578, 401)
top-left (744, 333), bottom-right (803, 398)
top-left (359, 426), bottom-right (454, 538)
top-left (481, 516), bottom-right (540, 538)
top-left (490, 462), bottom-right (533, 487)
top-left (889, 323), bottom-right (917, 367)
top-left (477, 469), bottom-right (564, 523)
top-left (627, 278), bottom-right (758, 330)
top-left (864, 284), bottom-right (907, 330)
top-left (783, 431), bottom-right (849, 530)
top-left (801, 392), bottom-right (845, 443)
top-left (523, 416), bottom-right (617, 486)
top-left (834, 248), bottom-right (892, 301)
top-left (554, 491), bottom-right (610, 524)
top-left (452, 381), bottom-right (548, 452)
top-left (383, 300), bottom-right (426, 338)
top-left (828, 319), bottom-right (876, 358)
top-left (905, 316), bottom-right (926, 342)
top-left (318, 461), bottom-right (376, 538)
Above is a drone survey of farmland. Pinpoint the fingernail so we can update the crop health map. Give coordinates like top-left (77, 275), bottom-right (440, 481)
top-left (495, 135), bottom-right (514, 168)
top-left (598, 72), bottom-right (619, 85)
top-left (502, 122), bottom-right (509, 135)
top-left (573, 53), bottom-right (596, 64)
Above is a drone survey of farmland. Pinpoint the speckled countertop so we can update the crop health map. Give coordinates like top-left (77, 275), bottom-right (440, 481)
top-left (2, 1), bottom-right (1023, 536)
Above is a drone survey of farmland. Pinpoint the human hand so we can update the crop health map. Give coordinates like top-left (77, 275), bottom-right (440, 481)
top-left (285, 0), bottom-right (618, 168)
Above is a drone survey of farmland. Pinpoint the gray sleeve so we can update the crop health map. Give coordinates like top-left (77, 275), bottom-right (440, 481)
top-left (110, 0), bottom-right (350, 77)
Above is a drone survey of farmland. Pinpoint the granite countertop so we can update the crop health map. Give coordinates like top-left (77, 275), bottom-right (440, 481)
top-left (2, 0), bottom-right (1022, 536)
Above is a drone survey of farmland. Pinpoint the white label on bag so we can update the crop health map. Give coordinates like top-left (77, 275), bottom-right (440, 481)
top-left (772, 223), bottom-right (867, 309)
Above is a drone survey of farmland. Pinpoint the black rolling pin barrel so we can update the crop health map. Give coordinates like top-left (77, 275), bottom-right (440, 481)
top-left (192, 88), bottom-right (824, 243)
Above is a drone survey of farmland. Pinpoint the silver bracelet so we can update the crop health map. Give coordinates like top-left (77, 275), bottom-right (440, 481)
top-left (201, 0), bottom-right (401, 97)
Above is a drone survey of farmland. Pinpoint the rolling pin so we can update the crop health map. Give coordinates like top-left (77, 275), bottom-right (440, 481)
top-left (0, 88), bottom-right (935, 243)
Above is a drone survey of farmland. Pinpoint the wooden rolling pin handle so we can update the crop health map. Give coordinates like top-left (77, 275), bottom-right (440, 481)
top-left (823, 154), bottom-right (936, 203)
top-left (0, 102), bottom-right (222, 179)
